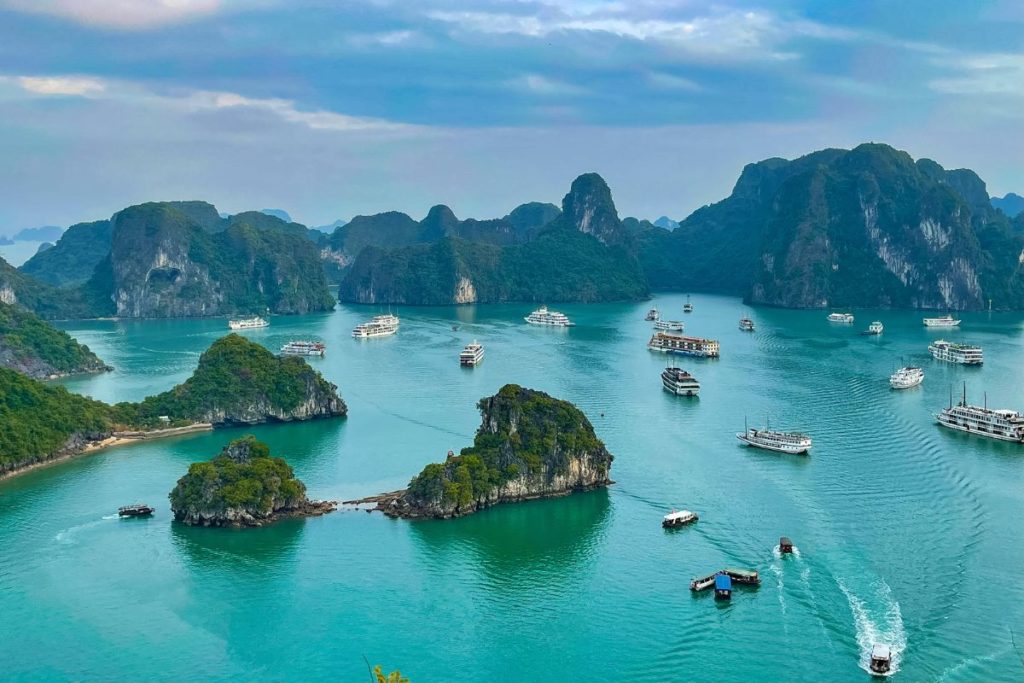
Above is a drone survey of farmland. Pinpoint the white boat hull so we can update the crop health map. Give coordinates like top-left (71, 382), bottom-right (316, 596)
top-left (736, 434), bottom-right (811, 454)
top-left (935, 417), bottom-right (1024, 443)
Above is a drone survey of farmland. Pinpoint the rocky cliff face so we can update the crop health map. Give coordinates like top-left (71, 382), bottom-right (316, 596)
top-left (641, 143), bottom-right (1024, 310)
top-left (549, 173), bottom-right (629, 246)
top-left (169, 436), bottom-right (336, 527)
top-left (379, 385), bottom-right (613, 519)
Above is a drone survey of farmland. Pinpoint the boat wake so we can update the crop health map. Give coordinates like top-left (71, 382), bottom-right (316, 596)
top-left (55, 516), bottom-right (115, 544)
top-left (837, 577), bottom-right (906, 676)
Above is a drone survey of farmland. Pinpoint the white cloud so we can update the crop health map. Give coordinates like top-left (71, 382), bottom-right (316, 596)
top-left (929, 53), bottom-right (1024, 97)
top-left (507, 74), bottom-right (587, 96)
top-left (15, 75), bottom-right (107, 96)
top-left (346, 29), bottom-right (423, 48)
top-left (1, 0), bottom-right (224, 29)
top-left (646, 72), bottom-right (701, 91)
top-left (427, 7), bottom-right (853, 63)
top-left (184, 90), bottom-right (414, 131)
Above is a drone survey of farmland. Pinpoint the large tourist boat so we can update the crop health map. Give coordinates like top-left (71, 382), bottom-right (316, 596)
top-left (935, 385), bottom-right (1024, 443)
top-left (647, 332), bottom-right (720, 358)
top-left (889, 366), bottom-right (924, 389)
top-left (736, 421), bottom-right (812, 454)
top-left (228, 316), bottom-right (269, 330)
top-left (524, 306), bottom-right (574, 327)
top-left (459, 340), bottom-right (485, 366)
top-left (827, 312), bottom-right (854, 323)
top-left (654, 319), bottom-right (684, 332)
top-left (661, 367), bottom-right (700, 396)
top-left (928, 339), bottom-right (983, 365)
top-left (352, 313), bottom-right (400, 339)
top-left (280, 340), bottom-right (325, 357)
top-left (662, 509), bottom-right (698, 528)
top-left (683, 294), bottom-right (693, 313)
top-left (923, 314), bottom-right (960, 328)
top-left (739, 317), bottom-right (755, 332)
top-left (645, 308), bottom-right (660, 321)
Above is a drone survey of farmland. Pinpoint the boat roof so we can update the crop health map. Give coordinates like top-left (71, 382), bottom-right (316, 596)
top-left (715, 574), bottom-right (732, 589)
top-left (723, 567), bottom-right (758, 577)
top-left (871, 644), bottom-right (891, 659)
top-left (780, 536), bottom-right (792, 545)
top-left (664, 510), bottom-right (694, 520)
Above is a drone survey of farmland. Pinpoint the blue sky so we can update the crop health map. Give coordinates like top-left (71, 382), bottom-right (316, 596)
top-left (0, 0), bottom-right (1021, 230)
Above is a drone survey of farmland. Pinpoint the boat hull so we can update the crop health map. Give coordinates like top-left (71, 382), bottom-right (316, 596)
top-left (935, 417), bottom-right (1024, 443)
top-left (736, 434), bottom-right (810, 454)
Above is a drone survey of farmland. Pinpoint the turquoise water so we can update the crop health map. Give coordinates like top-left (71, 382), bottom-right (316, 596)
top-left (3, 295), bottom-right (1024, 681)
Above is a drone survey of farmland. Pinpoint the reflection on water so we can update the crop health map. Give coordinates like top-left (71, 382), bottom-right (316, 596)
top-left (171, 517), bottom-right (306, 572)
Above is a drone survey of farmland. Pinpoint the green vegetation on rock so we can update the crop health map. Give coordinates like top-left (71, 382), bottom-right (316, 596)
top-left (0, 301), bottom-right (109, 379)
top-left (395, 384), bottom-right (613, 518)
top-left (168, 436), bottom-right (312, 527)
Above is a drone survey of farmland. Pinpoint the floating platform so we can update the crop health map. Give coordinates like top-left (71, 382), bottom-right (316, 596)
top-left (690, 568), bottom-right (761, 592)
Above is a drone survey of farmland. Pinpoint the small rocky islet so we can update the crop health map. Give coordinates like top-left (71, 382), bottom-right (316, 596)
top-left (169, 435), bottom-right (336, 527)
top-left (351, 384), bottom-right (614, 520)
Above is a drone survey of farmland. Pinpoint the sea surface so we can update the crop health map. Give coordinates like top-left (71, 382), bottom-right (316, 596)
top-left (2, 295), bottom-right (1024, 682)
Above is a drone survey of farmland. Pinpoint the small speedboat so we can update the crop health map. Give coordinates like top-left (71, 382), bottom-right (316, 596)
top-left (869, 643), bottom-right (892, 675)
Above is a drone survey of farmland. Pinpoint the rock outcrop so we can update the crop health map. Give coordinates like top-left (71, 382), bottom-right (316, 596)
top-left (372, 385), bottom-right (613, 519)
top-left (129, 334), bottom-right (347, 426)
top-left (169, 436), bottom-right (336, 527)
top-left (0, 301), bottom-right (111, 379)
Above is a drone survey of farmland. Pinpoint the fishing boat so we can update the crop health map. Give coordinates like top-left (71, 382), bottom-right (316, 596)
top-left (869, 644), bottom-right (892, 675)
top-left (714, 573), bottom-right (732, 600)
top-left (889, 366), bottom-right (923, 389)
top-left (779, 536), bottom-right (793, 554)
top-left (654, 319), bottom-right (684, 332)
top-left (645, 308), bottom-right (660, 321)
top-left (923, 314), bottom-right (960, 328)
top-left (683, 295), bottom-right (693, 313)
top-left (118, 504), bottom-right (155, 517)
top-left (647, 332), bottom-right (720, 358)
top-left (935, 384), bottom-right (1024, 443)
top-left (228, 316), bottom-right (268, 330)
top-left (352, 313), bottom-right (400, 339)
top-left (739, 317), bottom-right (755, 332)
top-left (524, 306), bottom-right (574, 327)
top-left (928, 339), bottom-right (983, 365)
top-left (662, 509), bottom-right (698, 528)
top-left (280, 340), bottom-right (325, 357)
top-left (736, 418), bottom-right (812, 454)
top-left (459, 340), bottom-right (485, 366)
top-left (827, 312), bottom-right (854, 323)
top-left (661, 367), bottom-right (700, 396)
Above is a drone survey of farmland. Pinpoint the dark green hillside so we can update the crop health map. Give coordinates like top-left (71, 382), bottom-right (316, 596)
top-left (0, 301), bottom-right (109, 379)
top-left (20, 220), bottom-right (112, 288)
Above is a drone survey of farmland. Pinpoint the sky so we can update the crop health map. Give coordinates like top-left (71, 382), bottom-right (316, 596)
top-left (0, 0), bottom-right (1021, 230)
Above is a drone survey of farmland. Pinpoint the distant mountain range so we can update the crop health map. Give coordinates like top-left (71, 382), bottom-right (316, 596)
top-left (4, 141), bottom-right (1023, 316)
top-left (0, 225), bottom-right (64, 244)
top-left (992, 193), bottom-right (1024, 218)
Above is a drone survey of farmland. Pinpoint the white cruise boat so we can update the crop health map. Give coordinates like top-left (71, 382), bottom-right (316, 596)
top-left (739, 317), bottom-right (755, 332)
top-left (662, 509), bottom-right (698, 528)
top-left (923, 314), bottom-right (960, 327)
top-left (866, 321), bottom-right (884, 335)
top-left (228, 316), bottom-right (269, 330)
top-left (280, 340), bottom-right (325, 357)
top-left (936, 386), bottom-right (1024, 443)
top-left (352, 313), bottom-right (400, 339)
top-left (645, 307), bottom-right (660, 321)
top-left (736, 423), bottom-right (812, 454)
top-left (889, 366), bottom-right (923, 389)
top-left (654, 319), bottom-right (684, 332)
top-left (661, 367), bottom-right (700, 397)
top-left (524, 306), bottom-right (574, 327)
top-left (459, 340), bottom-right (484, 366)
top-left (827, 312), bottom-right (854, 323)
top-left (683, 295), bottom-right (693, 313)
top-left (648, 332), bottom-right (720, 358)
top-left (929, 340), bottom-right (983, 365)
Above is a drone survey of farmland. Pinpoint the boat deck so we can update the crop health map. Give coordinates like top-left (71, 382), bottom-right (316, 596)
top-left (690, 568), bottom-right (761, 591)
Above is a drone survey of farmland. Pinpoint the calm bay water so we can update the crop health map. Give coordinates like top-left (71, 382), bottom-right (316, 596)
top-left (2, 294), bottom-right (1024, 682)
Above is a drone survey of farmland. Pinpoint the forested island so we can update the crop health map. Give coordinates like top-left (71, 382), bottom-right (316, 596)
top-left (0, 301), bottom-right (110, 379)
top-left (169, 436), bottom-right (336, 527)
top-left (0, 335), bottom-right (346, 478)
top-left (361, 385), bottom-right (614, 519)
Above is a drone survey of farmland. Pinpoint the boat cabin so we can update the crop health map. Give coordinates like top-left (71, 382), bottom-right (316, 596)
top-left (714, 573), bottom-right (732, 600)
top-left (779, 536), bottom-right (793, 554)
top-left (869, 643), bottom-right (891, 675)
top-left (118, 504), bottom-right (155, 517)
